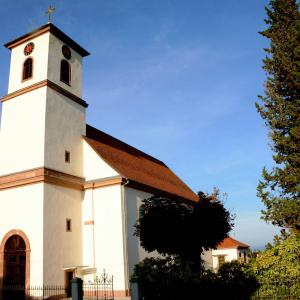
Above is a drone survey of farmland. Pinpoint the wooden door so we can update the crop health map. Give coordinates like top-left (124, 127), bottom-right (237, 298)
top-left (4, 235), bottom-right (26, 286)
top-left (3, 235), bottom-right (26, 299)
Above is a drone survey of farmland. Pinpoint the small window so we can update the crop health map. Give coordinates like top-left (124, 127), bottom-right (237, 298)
top-left (66, 219), bottom-right (72, 232)
top-left (65, 151), bottom-right (70, 163)
top-left (23, 58), bottom-right (33, 81)
top-left (60, 59), bottom-right (71, 85)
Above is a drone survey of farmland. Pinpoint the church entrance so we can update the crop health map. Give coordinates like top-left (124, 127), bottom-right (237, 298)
top-left (3, 235), bottom-right (26, 286)
top-left (1, 234), bottom-right (27, 300)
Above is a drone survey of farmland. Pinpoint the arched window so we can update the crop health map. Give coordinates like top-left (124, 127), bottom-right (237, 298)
top-left (60, 60), bottom-right (71, 85)
top-left (22, 58), bottom-right (33, 81)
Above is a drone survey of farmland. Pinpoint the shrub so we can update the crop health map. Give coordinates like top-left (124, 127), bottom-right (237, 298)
top-left (249, 236), bottom-right (300, 298)
top-left (218, 261), bottom-right (258, 299)
top-left (131, 257), bottom-right (258, 300)
top-left (131, 256), bottom-right (224, 300)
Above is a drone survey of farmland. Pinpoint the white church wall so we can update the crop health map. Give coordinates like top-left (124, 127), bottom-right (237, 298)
top-left (43, 183), bottom-right (82, 285)
top-left (7, 30), bottom-right (83, 98)
top-left (47, 33), bottom-right (83, 98)
top-left (0, 87), bottom-right (47, 176)
top-left (1, 23), bottom-right (91, 290)
top-left (82, 189), bottom-right (94, 269)
top-left (44, 88), bottom-right (86, 177)
top-left (82, 185), bottom-right (127, 292)
top-left (0, 183), bottom-right (44, 285)
top-left (83, 140), bottom-right (119, 181)
top-left (8, 33), bottom-right (50, 94)
top-left (124, 187), bottom-right (158, 277)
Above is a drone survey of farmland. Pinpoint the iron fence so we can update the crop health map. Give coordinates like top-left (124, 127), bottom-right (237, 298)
top-left (0, 272), bottom-right (114, 300)
top-left (0, 285), bottom-right (67, 300)
top-left (83, 270), bottom-right (114, 300)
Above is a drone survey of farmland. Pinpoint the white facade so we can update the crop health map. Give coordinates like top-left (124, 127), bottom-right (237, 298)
top-left (0, 24), bottom-right (174, 299)
top-left (82, 139), bottom-right (118, 180)
top-left (44, 87), bottom-right (86, 177)
top-left (124, 187), bottom-right (154, 276)
top-left (0, 87), bottom-right (47, 175)
top-left (47, 33), bottom-right (83, 97)
top-left (82, 184), bottom-right (127, 291)
top-left (8, 33), bottom-right (50, 93)
top-left (43, 183), bottom-right (83, 285)
top-left (211, 247), bottom-right (249, 270)
top-left (0, 184), bottom-right (44, 285)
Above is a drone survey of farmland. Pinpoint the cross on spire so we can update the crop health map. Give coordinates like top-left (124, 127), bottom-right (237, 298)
top-left (45, 5), bottom-right (55, 23)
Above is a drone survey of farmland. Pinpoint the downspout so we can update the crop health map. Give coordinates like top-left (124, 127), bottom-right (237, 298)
top-left (121, 178), bottom-right (130, 295)
top-left (92, 183), bottom-right (96, 278)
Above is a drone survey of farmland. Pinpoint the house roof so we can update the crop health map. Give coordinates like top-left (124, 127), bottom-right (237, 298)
top-left (85, 124), bottom-right (198, 202)
top-left (4, 23), bottom-right (90, 57)
top-left (217, 237), bottom-right (249, 249)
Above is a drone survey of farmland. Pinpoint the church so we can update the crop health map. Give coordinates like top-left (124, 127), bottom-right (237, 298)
top-left (0, 23), bottom-right (198, 298)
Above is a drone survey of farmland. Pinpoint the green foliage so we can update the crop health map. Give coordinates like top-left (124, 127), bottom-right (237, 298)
top-left (131, 258), bottom-right (258, 300)
top-left (134, 189), bottom-right (234, 269)
top-left (196, 190), bottom-right (234, 251)
top-left (131, 256), bottom-right (219, 300)
top-left (249, 236), bottom-right (300, 298)
top-left (254, 3), bottom-right (300, 295)
top-left (250, 236), bottom-right (300, 280)
top-left (256, 0), bottom-right (300, 231)
top-left (218, 261), bottom-right (258, 299)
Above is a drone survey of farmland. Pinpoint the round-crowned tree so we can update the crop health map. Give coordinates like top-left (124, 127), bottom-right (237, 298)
top-left (134, 189), bottom-right (234, 270)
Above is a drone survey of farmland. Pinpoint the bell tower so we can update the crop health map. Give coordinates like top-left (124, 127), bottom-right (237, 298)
top-left (0, 24), bottom-right (89, 286)
top-left (0, 23), bottom-right (89, 177)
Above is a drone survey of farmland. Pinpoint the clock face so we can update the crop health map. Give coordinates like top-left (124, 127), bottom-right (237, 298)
top-left (24, 42), bottom-right (34, 56)
top-left (62, 45), bottom-right (71, 59)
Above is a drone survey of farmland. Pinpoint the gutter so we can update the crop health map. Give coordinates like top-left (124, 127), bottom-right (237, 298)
top-left (121, 178), bottom-right (130, 294)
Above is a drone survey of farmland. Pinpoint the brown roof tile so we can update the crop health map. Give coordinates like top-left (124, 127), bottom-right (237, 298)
top-left (85, 124), bottom-right (198, 202)
top-left (217, 237), bottom-right (249, 249)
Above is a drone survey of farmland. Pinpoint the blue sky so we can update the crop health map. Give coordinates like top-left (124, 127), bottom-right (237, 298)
top-left (0, 0), bottom-right (279, 249)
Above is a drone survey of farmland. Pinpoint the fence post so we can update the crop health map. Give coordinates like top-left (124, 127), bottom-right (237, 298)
top-left (131, 282), bottom-right (142, 300)
top-left (71, 277), bottom-right (83, 300)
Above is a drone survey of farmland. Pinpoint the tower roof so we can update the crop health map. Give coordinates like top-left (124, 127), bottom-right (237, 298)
top-left (85, 124), bottom-right (199, 202)
top-left (4, 23), bottom-right (90, 57)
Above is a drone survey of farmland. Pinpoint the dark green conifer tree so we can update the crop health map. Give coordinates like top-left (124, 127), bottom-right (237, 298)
top-left (256, 0), bottom-right (300, 233)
